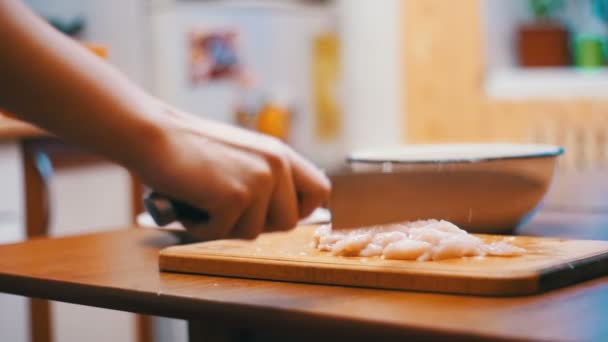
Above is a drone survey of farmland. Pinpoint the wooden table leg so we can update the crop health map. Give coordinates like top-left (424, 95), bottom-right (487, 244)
top-left (130, 174), bottom-right (154, 342)
top-left (22, 139), bottom-right (53, 342)
top-left (135, 315), bottom-right (153, 342)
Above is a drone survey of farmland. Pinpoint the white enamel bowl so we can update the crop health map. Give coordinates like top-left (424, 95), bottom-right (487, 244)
top-left (348, 144), bottom-right (564, 234)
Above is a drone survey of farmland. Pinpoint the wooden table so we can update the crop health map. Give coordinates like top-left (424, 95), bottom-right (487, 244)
top-left (0, 212), bottom-right (607, 342)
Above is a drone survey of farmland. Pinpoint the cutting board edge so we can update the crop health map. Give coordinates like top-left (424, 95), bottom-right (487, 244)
top-left (159, 251), bottom-right (541, 296)
top-left (538, 250), bottom-right (608, 292)
top-left (159, 248), bottom-right (543, 278)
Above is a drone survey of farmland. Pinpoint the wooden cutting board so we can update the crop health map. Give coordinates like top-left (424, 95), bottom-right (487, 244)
top-left (159, 225), bottom-right (608, 296)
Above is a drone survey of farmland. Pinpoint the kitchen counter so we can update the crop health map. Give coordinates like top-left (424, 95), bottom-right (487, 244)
top-left (0, 211), bottom-right (607, 341)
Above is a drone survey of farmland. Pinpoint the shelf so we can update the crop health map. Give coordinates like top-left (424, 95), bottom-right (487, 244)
top-left (485, 68), bottom-right (608, 100)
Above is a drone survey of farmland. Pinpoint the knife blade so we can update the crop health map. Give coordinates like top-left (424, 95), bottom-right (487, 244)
top-left (143, 171), bottom-right (423, 229)
top-left (328, 171), bottom-right (425, 229)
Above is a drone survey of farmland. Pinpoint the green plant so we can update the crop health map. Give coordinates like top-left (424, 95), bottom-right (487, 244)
top-left (529, 0), bottom-right (565, 20)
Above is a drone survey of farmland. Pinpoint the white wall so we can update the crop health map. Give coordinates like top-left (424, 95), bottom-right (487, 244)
top-left (482, 0), bottom-right (528, 71)
top-left (48, 164), bottom-right (132, 237)
top-left (0, 142), bottom-right (24, 241)
top-left (337, 0), bottom-right (404, 148)
top-left (24, 0), bottom-right (150, 87)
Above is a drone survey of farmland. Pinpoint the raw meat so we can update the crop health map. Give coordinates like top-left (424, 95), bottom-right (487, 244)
top-left (313, 219), bottom-right (525, 261)
top-left (383, 240), bottom-right (431, 260)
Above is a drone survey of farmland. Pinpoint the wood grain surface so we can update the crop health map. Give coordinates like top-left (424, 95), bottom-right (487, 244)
top-left (160, 225), bottom-right (608, 296)
top-left (0, 215), bottom-right (607, 340)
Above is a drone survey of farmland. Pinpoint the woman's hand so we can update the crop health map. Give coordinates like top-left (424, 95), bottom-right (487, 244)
top-left (132, 107), bottom-right (331, 241)
top-left (0, 0), bottom-right (330, 241)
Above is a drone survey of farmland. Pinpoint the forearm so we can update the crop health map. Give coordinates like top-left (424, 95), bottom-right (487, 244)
top-left (0, 0), bottom-right (166, 168)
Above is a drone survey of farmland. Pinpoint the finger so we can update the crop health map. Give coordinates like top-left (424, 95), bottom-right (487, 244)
top-left (286, 149), bottom-right (331, 218)
top-left (181, 181), bottom-right (251, 240)
top-left (182, 204), bottom-right (243, 241)
top-left (231, 188), bottom-right (272, 239)
top-left (266, 161), bottom-right (299, 231)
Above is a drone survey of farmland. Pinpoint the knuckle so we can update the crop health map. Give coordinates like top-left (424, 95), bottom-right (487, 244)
top-left (265, 152), bottom-right (288, 175)
top-left (263, 138), bottom-right (289, 171)
top-left (226, 184), bottom-right (251, 207)
top-left (252, 164), bottom-right (273, 187)
top-left (265, 153), bottom-right (285, 173)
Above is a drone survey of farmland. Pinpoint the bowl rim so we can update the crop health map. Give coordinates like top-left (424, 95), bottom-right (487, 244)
top-left (348, 143), bottom-right (565, 165)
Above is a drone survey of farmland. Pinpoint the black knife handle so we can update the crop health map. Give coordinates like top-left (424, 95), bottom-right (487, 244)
top-left (143, 191), bottom-right (210, 226)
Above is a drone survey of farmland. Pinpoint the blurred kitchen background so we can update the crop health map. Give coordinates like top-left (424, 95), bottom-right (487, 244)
top-left (2, 0), bottom-right (608, 341)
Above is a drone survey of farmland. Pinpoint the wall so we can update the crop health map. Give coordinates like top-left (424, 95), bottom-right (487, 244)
top-left (338, 0), bottom-right (404, 151)
top-left (402, 0), bottom-right (608, 148)
top-left (25, 0), bottom-right (150, 87)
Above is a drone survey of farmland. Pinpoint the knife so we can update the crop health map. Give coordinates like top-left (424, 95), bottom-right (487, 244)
top-left (143, 171), bottom-right (427, 229)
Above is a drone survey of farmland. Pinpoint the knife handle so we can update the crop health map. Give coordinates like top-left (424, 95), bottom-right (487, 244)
top-left (143, 191), bottom-right (210, 226)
